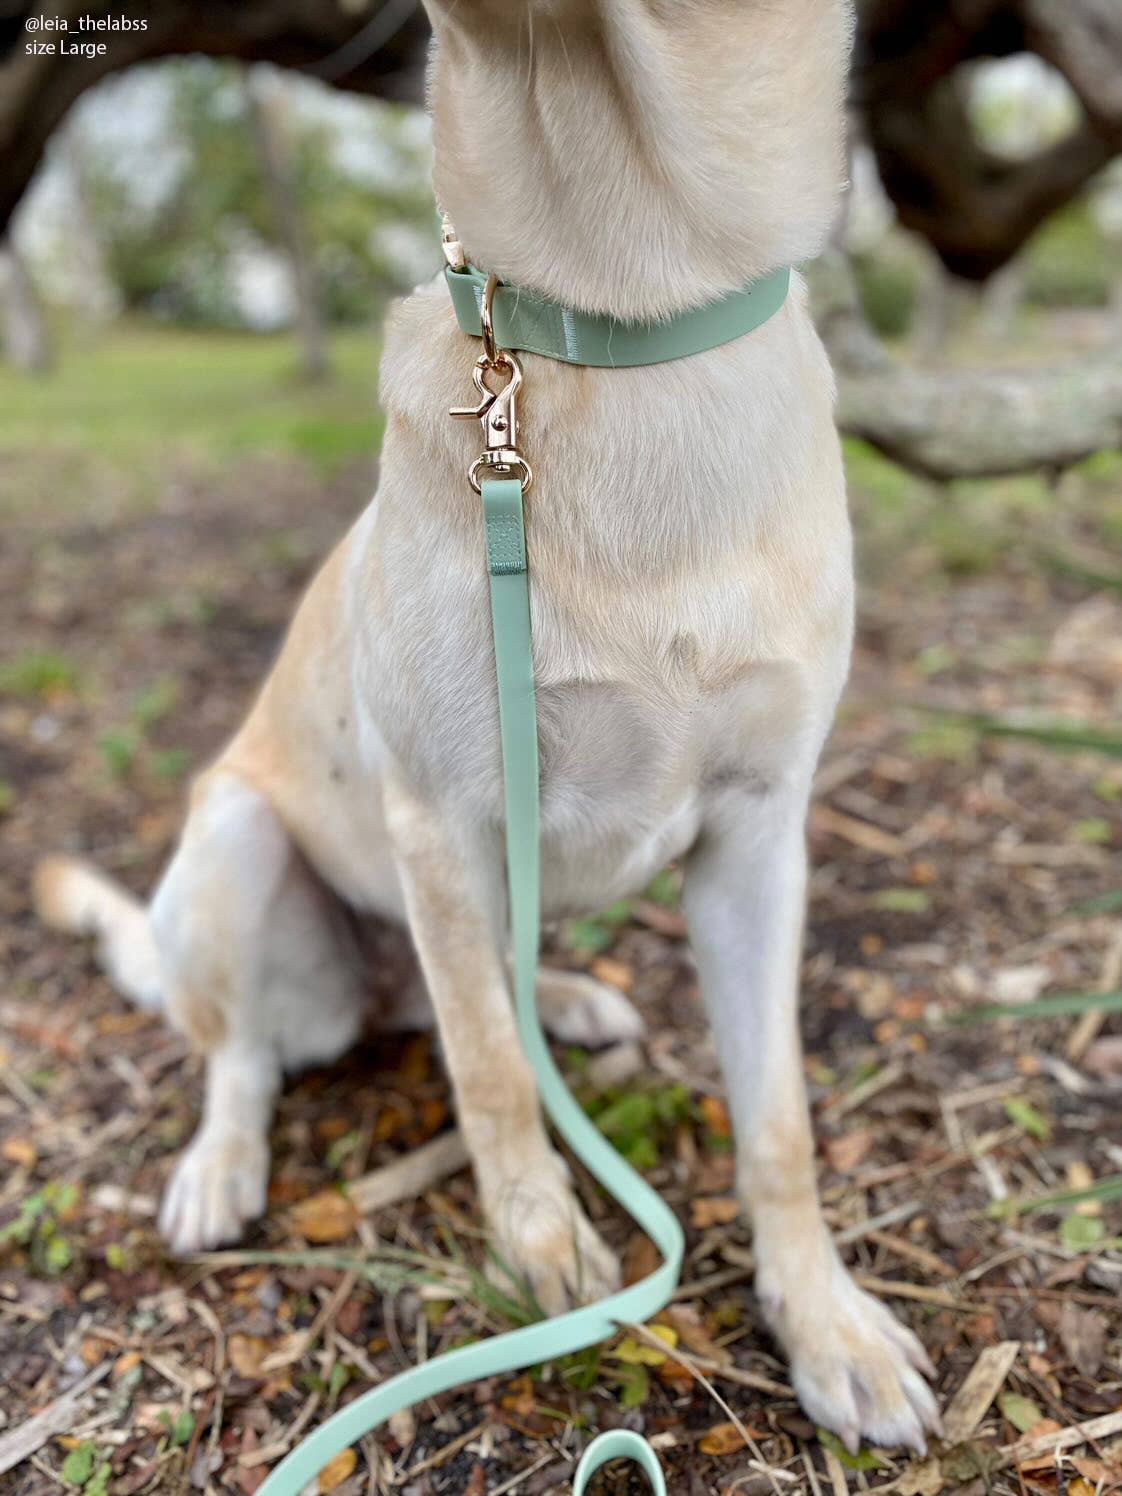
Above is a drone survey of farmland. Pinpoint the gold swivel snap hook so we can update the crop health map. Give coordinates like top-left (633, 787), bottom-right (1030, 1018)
top-left (450, 274), bottom-right (533, 494)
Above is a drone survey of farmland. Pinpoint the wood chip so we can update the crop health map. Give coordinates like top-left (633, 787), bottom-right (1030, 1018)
top-left (998, 1409), bottom-right (1122, 1468)
top-left (942, 1340), bottom-right (1020, 1443)
top-left (811, 803), bottom-right (907, 858)
top-left (0, 1363), bottom-right (111, 1477)
top-left (349, 1129), bottom-right (469, 1215)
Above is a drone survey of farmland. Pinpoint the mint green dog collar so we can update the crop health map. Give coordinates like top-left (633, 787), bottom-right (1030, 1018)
top-left (445, 260), bottom-right (791, 366)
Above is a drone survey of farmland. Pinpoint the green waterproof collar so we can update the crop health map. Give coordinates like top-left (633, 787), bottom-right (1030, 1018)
top-left (444, 261), bottom-right (790, 367)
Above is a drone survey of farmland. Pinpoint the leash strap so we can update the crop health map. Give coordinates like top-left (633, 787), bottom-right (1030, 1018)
top-left (446, 262), bottom-right (791, 367)
top-left (258, 477), bottom-right (683, 1496)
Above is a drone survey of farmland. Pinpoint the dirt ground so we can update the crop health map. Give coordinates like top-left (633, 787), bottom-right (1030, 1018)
top-left (2, 450), bottom-right (1121, 1495)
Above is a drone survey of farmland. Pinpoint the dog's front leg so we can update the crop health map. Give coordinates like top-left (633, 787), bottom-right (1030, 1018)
top-left (384, 775), bottom-right (619, 1314)
top-left (684, 785), bottom-right (941, 1454)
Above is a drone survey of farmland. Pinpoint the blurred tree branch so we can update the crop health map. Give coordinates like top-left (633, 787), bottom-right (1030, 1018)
top-left (0, 0), bottom-right (429, 237)
top-left (858, 0), bottom-right (1122, 279)
top-left (812, 251), bottom-right (1122, 480)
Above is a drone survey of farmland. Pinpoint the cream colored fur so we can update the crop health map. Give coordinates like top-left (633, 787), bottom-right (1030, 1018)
top-left (36, 0), bottom-right (941, 1454)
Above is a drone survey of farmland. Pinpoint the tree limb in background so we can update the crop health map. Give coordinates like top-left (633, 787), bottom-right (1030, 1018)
top-left (813, 251), bottom-right (1122, 481)
top-left (0, 0), bottom-right (430, 238)
top-left (857, 0), bottom-right (1122, 279)
top-left (242, 68), bottom-right (328, 382)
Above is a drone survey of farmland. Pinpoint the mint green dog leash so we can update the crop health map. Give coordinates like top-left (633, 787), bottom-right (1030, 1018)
top-left (258, 260), bottom-right (789, 1496)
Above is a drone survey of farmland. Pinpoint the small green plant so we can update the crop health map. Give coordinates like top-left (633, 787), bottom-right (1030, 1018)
top-left (0, 649), bottom-right (80, 699)
top-left (585, 1082), bottom-right (693, 1170)
top-left (563, 899), bottom-right (633, 955)
top-left (99, 674), bottom-right (192, 782)
top-left (1060, 1213), bottom-right (1105, 1251)
top-left (871, 887), bottom-right (931, 915)
top-left (158, 1408), bottom-right (195, 1447)
top-left (643, 868), bottom-right (680, 906)
top-left (131, 674), bottom-right (181, 730)
top-left (60, 1440), bottom-right (111, 1493)
top-left (98, 728), bottom-right (140, 780)
top-left (0, 1180), bottom-right (79, 1275)
top-left (1003, 1096), bottom-right (1050, 1141)
top-left (150, 746), bottom-right (192, 780)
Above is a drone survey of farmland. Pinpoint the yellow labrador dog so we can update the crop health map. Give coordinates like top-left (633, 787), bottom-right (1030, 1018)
top-left (36, 0), bottom-right (941, 1454)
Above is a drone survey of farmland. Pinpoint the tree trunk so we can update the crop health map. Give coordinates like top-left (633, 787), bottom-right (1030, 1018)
top-left (0, 239), bottom-right (51, 373)
top-left (243, 68), bottom-right (328, 381)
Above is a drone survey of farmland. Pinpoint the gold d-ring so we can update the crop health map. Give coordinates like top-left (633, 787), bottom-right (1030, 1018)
top-left (480, 273), bottom-right (501, 366)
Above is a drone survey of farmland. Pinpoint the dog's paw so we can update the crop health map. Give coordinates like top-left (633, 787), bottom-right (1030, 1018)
top-left (762, 1254), bottom-right (941, 1455)
top-left (487, 1160), bottom-right (621, 1316)
top-left (159, 1131), bottom-right (269, 1254)
top-left (537, 969), bottom-right (645, 1047)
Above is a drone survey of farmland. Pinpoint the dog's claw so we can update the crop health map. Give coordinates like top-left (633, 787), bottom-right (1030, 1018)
top-left (761, 1251), bottom-right (942, 1457)
top-left (159, 1131), bottom-right (269, 1254)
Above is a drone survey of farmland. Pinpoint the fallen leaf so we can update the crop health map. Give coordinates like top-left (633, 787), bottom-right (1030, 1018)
top-left (608, 1324), bottom-right (678, 1366)
top-left (1, 1136), bottom-right (36, 1168)
top-left (1003, 1097), bottom-right (1050, 1141)
top-left (1066, 1160), bottom-right (1102, 1216)
top-left (655, 1356), bottom-right (696, 1388)
top-left (79, 1336), bottom-right (108, 1366)
top-left (400, 1034), bottom-right (432, 1083)
top-left (699, 1422), bottom-right (752, 1456)
top-left (661, 1305), bottom-right (732, 1366)
top-left (700, 1095), bottom-right (731, 1138)
top-left (895, 1457), bottom-right (945, 1496)
top-left (501, 1375), bottom-right (536, 1417)
top-left (228, 1335), bottom-right (270, 1379)
top-left (690, 1195), bottom-right (739, 1229)
top-left (113, 1351), bottom-right (143, 1380)
top-left (999, 1391), bottom-right (1044, 1434)
top-left (623, 1231), bottom-right (661, 1286)
top-left (1060, 1214), bottom-right (1104, 1250)
top-left (1073, 1456), bottom-right (1122, 1485)
top-left (824, 1127), bottom-right (873, 1172)
top-left (590, 956), bottom-right (633, 992)
top-left (317, 1447), bottom-right (357, 1492)
top-left (818, 1429), bottom-right (882, 1472)
top-left (289, 1189), bottom-right (357, 1244)
top-left (1016, 1418), bottom-right (1064, 1473)
top-left (1059, 1301), bottom-right (1107, 1378)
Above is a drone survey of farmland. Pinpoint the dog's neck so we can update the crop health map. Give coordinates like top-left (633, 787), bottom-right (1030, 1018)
top-left (424, 0), bottom-right (852, 323)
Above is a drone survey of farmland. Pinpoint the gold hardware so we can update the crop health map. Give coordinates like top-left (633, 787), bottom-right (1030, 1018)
top-left (450, 273), bottom-right (533, 493)
top-left (450, 352), bottom-right (533, 494)
top-left (478, 271), bottom-right (500, 365)
top-left (440, 211), bottom-right (466, 272)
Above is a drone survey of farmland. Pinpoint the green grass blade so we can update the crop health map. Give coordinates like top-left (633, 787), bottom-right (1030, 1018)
top-left (914, 707), bottom-right (1122, 758)
top-left (951, 989), bottom-right (1122, 1023)
top-left (1068, 889), bottom-right (1122, 916)
top-left (987, 1173), bottom-right (1122, 1220)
